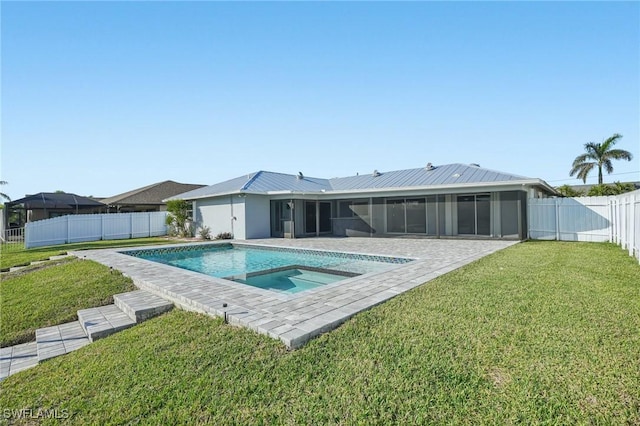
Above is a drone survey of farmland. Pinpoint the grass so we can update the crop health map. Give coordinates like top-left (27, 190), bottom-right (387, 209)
top-left (0, 237), bottom-right (176, 270)
top-left (0, 259), bottom-right (136, 347)
top-left (1, 241), bottom-right (639, 424)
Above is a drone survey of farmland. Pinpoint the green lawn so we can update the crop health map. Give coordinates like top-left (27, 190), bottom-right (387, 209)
top-left (1, 242), bottom-right (638, 424)
top-left (0, 259), bottom-right (136, 347)
top-left (0, 237), bottom-right (177, 270)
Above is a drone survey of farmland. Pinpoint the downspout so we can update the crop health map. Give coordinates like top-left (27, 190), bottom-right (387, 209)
top-left (369, 197), bottom-right (373, 237)
top-left (435, 196), bottom-right (440, 238)
top-left (316, 201), bottom-right (320, 237)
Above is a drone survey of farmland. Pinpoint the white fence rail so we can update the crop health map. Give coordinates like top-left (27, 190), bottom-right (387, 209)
top-left (528, 190), bottom-right (640, 263)
top-left (25, 212), bottom-right (168, 249)
top-left (1, 227), bottom-right (25, 253)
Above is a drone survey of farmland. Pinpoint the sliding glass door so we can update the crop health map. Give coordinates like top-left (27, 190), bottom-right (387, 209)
top-left (386, 199), bottom-right (405, 233)
top-left (457, 194), bottom-right (490, 236)
top-left (406, 198), bottom-right (426, 233)
top-left (386, 198), bottom-right (427, 234)
top-left (305, 201), bottom-right (332, 234)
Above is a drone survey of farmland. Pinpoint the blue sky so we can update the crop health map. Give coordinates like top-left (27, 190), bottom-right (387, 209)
top-left (2, 1), bottom-right (639, 200)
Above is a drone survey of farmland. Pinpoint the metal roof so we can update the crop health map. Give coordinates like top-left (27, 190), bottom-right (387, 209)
top-left (170, 164), bottom-right (548, 200)
top-left (171, 174), bottom-right (254, 200)
top-left (329, 164), bottom-right (528, 190)
top-left (244, 171), bottom-right (331, 193)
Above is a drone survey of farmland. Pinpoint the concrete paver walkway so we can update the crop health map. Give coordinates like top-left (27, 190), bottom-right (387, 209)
top-left (36, 321), bottom-right (91, 362)
top-left (1, 290), bottom-right (173, 380)
top-left (79, 238), bottom-right (517, 348)
top-left (1, 342), bottom-right (38, 378)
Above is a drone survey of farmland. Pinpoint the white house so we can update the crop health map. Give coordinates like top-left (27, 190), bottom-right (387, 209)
top-left (168, 163), bottom-right (557, 240)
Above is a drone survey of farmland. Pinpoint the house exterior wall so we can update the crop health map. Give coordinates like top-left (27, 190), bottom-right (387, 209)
top-left (244, 195), bottom-right (271, 239)
top-left (195, 196), bottom-right (246, 240)
top-left (192, 187), bottom-right (536, 241)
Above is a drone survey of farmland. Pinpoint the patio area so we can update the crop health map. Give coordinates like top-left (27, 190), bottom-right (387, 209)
top-left (78, 238), bottom-right (517, 348)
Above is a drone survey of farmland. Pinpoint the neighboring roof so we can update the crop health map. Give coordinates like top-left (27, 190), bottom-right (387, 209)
top-left (7, 193), bottom-right (105, 209)
top-left (170, 164), bottom-right (557, 201)
top-left (101, 180), bottom-right (206, 206)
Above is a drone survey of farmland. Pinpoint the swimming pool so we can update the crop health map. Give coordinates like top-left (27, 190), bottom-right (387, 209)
top-left (123, 243), bottom-right (413, 294)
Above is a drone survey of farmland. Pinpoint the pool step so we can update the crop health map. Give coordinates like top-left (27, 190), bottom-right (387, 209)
top-left (114, 290), bottom-right (174, 323)
top-left (77, 305), bottom-right (137, 343)
top-left (7, 291), bottom-right (175, 376)
top-left (36, 321), bottom-right (90, 362)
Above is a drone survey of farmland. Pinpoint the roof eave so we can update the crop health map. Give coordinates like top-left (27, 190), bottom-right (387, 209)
top-left (326, 179), bottom-right (558, 196)
top-left (164, 189), bottom-right (254, 202)
top-left (166, 179), bottom-right (558, 201)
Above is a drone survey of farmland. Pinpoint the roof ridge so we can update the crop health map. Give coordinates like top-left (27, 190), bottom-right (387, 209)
top-left (102, 181), bottom-right (165, 204)
top-left (241, 171), bottom-right (263, 191)
top-left (451, 163), bottom-right (530, 179)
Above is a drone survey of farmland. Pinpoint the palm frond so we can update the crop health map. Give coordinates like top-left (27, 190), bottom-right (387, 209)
top-left (584, 142), bottom-right (600, 156)
top-left (571, 154), bottom-right (591, 168)
top-left (606, 149), bottom-right (633, 161)
top-left (603, 159), bottom-right (614, 174)
top-left (571, 133), bottom-right (631, 184)
top-left (0, 192), bottom-right (10, 202)
top-left (570, 162), bottom-right (595, 183)
top-left (600, 133), bottom-right (623, 151)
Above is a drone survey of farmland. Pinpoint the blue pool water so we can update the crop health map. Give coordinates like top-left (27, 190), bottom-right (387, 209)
top-left (124, 243), bottom-right (412, 294)
top-left (233, 267), bottom-right (349, 294)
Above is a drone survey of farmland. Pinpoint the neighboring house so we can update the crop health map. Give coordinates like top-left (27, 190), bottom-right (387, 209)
top-left (3, 192), bottom-right (105, 228)
top-left (168, 163), bottom-right (558, 240)
top-left (101, 180), bottom-right (206, 213)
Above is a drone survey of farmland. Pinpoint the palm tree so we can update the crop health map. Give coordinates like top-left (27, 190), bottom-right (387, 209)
top-left (570, 133), bottom-right (634, 184)
top-left (0, 181), bottom-right (9, 202)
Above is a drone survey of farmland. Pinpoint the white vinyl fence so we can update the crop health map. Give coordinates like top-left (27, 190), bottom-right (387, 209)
top-left (528, 190), bottom-right (640, 263)
top-left (25, 212), bottom-right (168, 249)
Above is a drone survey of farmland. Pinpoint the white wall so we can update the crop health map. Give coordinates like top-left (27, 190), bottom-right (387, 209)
top-left (244, 195), bottom-right (271, 239)
top-left (195, 196), bottom-right (246, 240)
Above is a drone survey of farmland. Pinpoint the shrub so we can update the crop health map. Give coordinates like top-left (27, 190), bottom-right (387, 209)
top-left (214, 232), bottom-right (233, 240)
top-left (587, 182), bottom-right (636, 196)
top-left (556, 184), bottom-right (584, 197)
top-left (198, 226), bottom-right (211, 240)
top-left (165, 199), bottom-right (192, 237)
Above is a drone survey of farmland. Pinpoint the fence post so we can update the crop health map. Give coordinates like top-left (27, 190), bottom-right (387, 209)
top-left (555, 198), bottom-right (560, 241)
top-left (616, 199), bottom-right (621, 245)
top-left (632, 194), bottom-right (635, 256)
top-left (608, 199), bottom-right (613, 242)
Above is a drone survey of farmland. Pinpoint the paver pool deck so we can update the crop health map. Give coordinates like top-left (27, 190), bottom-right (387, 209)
top-left (77, 238), bottom-right (517, 348)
